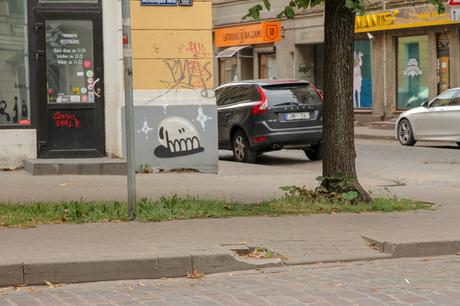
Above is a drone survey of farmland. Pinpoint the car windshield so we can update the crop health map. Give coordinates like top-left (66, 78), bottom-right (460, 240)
top-left (262, 84), bottom-right (321, 106)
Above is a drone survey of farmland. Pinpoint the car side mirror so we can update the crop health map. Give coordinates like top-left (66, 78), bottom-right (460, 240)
top-left (421, 101), bottom-right (429, 108)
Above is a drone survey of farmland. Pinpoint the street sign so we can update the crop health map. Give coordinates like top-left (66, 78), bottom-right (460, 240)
top-left (141, 0), bottom-right (177, 6)
top-left (452, 8), bottom-right (460, 20)
top-left (449, 0), bottom-right (460, 6)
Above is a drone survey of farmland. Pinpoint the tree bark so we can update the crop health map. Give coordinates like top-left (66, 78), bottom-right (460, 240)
top-left (322, 0), bottom-right (371, 202)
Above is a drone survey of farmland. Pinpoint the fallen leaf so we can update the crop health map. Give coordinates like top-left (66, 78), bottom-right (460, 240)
top-left (404, 278), bottom-right (411, 284)
top-left (12, 284), bottom-right (26, 291)
top-left (423, 257), bottom-right (432, 261)
top-left (128, 286), bottom-right (134, 290)
top-left (186, 270), bottom-right (205, 280)
top-left (228, 272), bottom-right (234, 277)
top-left (138, 281), bottom-right (145, 287)
top-left (59, 182), bottom-right (69, 187)
top-left (44, 280), bottom-right (56, 288)
top-left (456, 252), bottom-right (460, 256)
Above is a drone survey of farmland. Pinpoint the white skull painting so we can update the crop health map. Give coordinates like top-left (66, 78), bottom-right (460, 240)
top-left (154, 116), bottom-right (204, 158)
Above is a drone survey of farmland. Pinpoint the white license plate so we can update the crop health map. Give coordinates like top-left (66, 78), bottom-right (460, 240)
top-left (285, 112), bottom-right (310, 121)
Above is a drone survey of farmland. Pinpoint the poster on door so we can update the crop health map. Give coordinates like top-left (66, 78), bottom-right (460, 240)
top-left (353, 40), bottom-right (373, 109)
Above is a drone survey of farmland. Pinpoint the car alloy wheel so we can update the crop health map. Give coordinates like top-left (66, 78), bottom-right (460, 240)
top-left (234, 135), bottom-right (245, 161)
top-left (232, 130), bottom-right (256, 163)
top-left (398, 119), bottom-right (416, 146)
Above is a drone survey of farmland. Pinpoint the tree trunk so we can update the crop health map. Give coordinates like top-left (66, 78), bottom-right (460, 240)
top-left (322, 0), bottom-right (371, 202)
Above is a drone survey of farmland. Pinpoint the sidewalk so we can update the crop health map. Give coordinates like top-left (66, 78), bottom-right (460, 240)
top-left (354, 126), bottom-right (396, 141)
top-left (1, 183), bottom-right (459, 287)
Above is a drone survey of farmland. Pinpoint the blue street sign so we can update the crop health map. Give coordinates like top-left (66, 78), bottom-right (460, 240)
top-left (141, 0), bottom-right (177, 6)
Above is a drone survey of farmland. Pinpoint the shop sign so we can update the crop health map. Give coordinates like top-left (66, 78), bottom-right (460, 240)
top-left (355, 10), bottom-right (399, 30)
top-left (449, 0), bottom-right (460, 6)
top-left (355, 5), bottom-right (460, 33)
top-left (215, 21), bottom-right (281, 48)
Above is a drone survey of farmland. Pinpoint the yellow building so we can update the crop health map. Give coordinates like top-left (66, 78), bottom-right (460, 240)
top-left (0, 0), bottom-right (218, 173)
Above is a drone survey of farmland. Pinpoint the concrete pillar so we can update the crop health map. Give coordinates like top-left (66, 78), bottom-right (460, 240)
top-left (384, 32), bottom-right (396, 116)
top-left (371, 31), bottom-right (385, 117)
top-left (428, 32), bottom-right (438, 100)
top-left (448, 28), bottom-right (459, 88)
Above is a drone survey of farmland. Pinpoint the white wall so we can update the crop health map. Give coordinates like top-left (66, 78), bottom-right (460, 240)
top-left (102, 0), bottom-right (124, 158)
top-left (0, 130), bottom-right (36, 169)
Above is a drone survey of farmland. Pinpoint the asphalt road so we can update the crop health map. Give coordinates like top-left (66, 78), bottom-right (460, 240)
top-left (2, 256), bottom-right (460, 305)
top-left (220, 139), bottom-right (460, 189)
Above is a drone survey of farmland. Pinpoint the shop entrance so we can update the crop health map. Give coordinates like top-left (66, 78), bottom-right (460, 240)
top-left (30, 0), bottom-right (105, 158)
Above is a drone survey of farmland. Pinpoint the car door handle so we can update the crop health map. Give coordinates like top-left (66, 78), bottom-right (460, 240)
top-left (224, 113), bottom-right (232, 118)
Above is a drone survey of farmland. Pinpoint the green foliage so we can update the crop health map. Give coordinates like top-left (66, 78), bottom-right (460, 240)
top-left (244, 0), bottom-right (445, 20)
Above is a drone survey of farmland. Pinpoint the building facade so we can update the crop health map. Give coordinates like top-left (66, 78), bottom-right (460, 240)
top-left (212, 0), bottom-right (460, 121)
top-left (0, 0), bottom-right (217, 172)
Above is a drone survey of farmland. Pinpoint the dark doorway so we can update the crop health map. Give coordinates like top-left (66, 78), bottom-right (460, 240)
top-left (29, 0), bottom-right (105, 158)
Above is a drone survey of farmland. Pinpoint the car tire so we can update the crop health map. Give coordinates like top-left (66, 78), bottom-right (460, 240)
top-left (397, 119), bottom-right (416, 146)
top-left (232, 130), bottom-right (257, 163)
top-left (457, 142), bottom-right (460, 148)
top-left (304, 143), bottom-right (323, 161)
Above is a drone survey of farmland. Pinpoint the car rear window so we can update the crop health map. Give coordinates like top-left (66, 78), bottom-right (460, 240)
top-left (262, 84), bottom-right (321, 106)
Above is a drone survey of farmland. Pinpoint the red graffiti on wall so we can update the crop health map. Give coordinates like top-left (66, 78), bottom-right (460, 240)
top-left (185, 41), bottom-right (209, 57)
top-left (53, 112), bottom-right (81, 129)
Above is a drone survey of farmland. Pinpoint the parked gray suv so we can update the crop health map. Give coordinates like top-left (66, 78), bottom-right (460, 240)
top-left (216, 79), bottom-right (323, 163)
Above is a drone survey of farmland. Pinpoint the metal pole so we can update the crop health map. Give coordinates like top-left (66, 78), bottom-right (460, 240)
top-left (121, 0), bottom-right (137, 220)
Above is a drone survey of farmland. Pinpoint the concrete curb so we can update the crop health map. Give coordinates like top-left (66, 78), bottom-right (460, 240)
top-left (0, 252), bottom-right (284, 287)
top-left (2, 239), bottom-right (460, 288)
top-left (363, 236), bottom-right (460, 258)
top-left (355, 134), bottom-right (396, 141)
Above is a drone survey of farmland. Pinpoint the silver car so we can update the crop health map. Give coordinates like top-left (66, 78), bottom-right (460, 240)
top-left (396, 88), bottom-right (460, 147)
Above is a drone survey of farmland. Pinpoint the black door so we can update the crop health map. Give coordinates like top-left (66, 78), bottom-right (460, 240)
top-left (30, 1), bottom-right (105, 158)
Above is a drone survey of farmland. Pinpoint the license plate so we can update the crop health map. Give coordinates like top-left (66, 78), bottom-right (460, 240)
top-left (285, 112), bottom-right (310, 121)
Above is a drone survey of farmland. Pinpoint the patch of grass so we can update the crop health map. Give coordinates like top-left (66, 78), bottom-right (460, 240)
top-left (0, 195), bottom-right (432, 228)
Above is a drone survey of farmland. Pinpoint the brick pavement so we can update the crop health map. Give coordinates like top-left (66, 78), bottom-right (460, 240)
top-left (1, 256), bottom-right (460, 305)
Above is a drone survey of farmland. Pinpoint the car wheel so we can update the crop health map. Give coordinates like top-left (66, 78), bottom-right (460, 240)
top-left (232, 130), bottom-right (257, 163)
top-left (304, 143), bottom-right (323, 161)
top-left (398, 119), bottom-right (416, 146)
top-left (457, 142), bottom-right (460, 148)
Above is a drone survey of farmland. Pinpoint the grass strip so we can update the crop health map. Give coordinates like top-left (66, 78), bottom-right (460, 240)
top-left (0, 196), bottom-right (432, 228)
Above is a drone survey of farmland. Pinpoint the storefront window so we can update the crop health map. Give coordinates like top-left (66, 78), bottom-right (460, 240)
top-left (354, 40), bottom-right (373, 109)
top-left (219, 58), bottom-right (237, 85)
top-left (0, 0), bottom-right (31, 126)
top-left (397, 35), bottom-right (429, 109)
top-left (259, 53), bottom-right (277, 79)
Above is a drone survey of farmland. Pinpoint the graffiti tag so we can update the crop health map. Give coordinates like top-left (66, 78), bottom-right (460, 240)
top-left (162, 59), bottom-right (212, 91)
top-left (185, 41), bottom-right (209, 57)
top-left (53, 112), bottom-right (81, 128)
